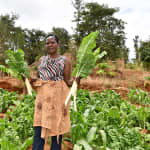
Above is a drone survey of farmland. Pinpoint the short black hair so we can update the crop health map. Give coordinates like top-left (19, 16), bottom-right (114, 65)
top-left (45, 34), bottom-right (59, 43)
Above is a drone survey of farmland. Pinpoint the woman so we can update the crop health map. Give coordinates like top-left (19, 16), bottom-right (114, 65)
top-left (32, 34), bottom-right (80, 150)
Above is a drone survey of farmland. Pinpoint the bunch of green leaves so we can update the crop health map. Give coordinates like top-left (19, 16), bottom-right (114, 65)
top-left (72, 31), bottom-right (107, 78)
top-left (0, 49), bottom-right (29, 80)
top-left (0, 88), bottom-right (18, 113)
top-left (65, 31), bottom-right (107, 110)
top-left (0, 49), bottom-right (33, 95)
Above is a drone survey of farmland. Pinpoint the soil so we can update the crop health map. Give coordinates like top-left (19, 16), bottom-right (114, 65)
top-left (79, 68), bottom-right (150, 98)
top-left (0, 77), bottom-right (24, 93)
top-left (140, 129), bottom-right (150, 134)
top-left (0, 113), bottom-right (5, 119)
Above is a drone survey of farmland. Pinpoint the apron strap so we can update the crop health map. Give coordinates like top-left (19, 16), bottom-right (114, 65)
top-left (41, 127), bottom-right (50, 150)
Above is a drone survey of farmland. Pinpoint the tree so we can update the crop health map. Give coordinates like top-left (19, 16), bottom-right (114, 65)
top-left (0, 14), bottom-right (24, 64)
top-left (72, 0), bottom-right (85, 46)
top-left (139, 40), bottom-right (150, 62)
top-left (0, 14), bottom-right (47, 65)
top-left (23, 29), bottom-right (46, 64)
top-left (134, 37), bottom-right (150, 69)
top-left (52, 27), bottom-right (70, 55)
top-left (133, 35), bottom-right (140, 62)
top-left (72, 2), bottom-right (129, 61)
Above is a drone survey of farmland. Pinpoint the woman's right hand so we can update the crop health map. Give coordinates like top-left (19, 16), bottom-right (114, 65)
top-left (29, 77), bottom-right (38, 83)
top-left (75, 76), bottom-right (81, 86)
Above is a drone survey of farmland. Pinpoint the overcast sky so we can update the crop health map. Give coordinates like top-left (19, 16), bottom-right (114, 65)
top-left (0, 0), bottom-right (150, 60)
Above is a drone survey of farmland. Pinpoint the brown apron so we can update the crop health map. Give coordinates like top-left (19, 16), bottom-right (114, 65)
top-left (33, 79), bottom-right (70, 150)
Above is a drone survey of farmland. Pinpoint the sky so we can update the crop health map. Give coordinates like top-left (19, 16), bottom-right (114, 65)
top-left (0, 0), bottom-right (150, 60)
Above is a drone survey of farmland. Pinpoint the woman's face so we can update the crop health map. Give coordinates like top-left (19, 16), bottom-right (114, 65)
top-left (46, 37), bottom-right (59, 55)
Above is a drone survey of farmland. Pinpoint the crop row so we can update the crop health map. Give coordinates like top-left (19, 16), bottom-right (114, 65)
top-left (0, 88), bottom-right (150, 149)
top-left (70, 89), bottom-right (150, 150)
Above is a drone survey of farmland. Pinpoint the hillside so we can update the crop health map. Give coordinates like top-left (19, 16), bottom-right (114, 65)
top-left (1, 59), bottom-right (150, 98)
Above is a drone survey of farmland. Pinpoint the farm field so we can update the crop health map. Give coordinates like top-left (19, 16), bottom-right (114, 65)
top-left (0, 0), bottom-right (150, 149)
top-left (1, 61), bottom-right (150, 150)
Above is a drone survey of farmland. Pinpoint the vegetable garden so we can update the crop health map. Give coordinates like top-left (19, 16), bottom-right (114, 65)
top-left (1, 31), bottom-right (150, 150)
top-left (1, 88), bottom-right (150, 149)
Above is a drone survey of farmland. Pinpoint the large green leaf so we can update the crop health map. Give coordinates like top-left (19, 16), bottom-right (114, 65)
top-left (76, 139), bottom-right (92, 150)
top-left (20, 137), bottom-right (33, 150)
top-left (72, 31), bottom-right (101, 78)
top-left (108, 107), bottom-right (120, 119)
top-left (87, 127), bottom-right (97, 143)
top-left (0, 139), bottom-right (18, 150)
top-left (0, 49), bottom-right (32, 94)
top-left (77, 31), bottom-right (99, 65)
top-left (0, 65), bottom-right (18, 78)
top-left (73, 144), bottom-right (82, 150)
top-left (99, 130), bottom-right (107, 149)
top-left (5, 49), bottom-right (30, 78)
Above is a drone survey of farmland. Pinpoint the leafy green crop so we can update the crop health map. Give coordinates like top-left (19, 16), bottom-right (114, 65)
top-left (128, 88), bottom-right (150, 105)
top-left (1, 88), bottom-right (150, 150)
top-left (0, 49), bottom-right (32, 95)
top-left (0, 88), bottom-right (18, 113)
top-left (70, 89), bottom-right (150, 150)
top-left (0, 91), bottom-right (36, 149)
top-left (72, 31), bottom-right (106, 78)
top-left (0, 49), bottom-right (29, 79)
top-left (96, 62), bottom-right (115, 78)
top-left (65, 31), bottom-right (107, 110)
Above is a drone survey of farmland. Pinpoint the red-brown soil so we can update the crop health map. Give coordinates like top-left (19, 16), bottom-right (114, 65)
top-left (79, 68), bottom-right (150, 98)
top-left (0, 77), bottom-right (24, 93)
top-left (0, 113), bottom-right (5, 119)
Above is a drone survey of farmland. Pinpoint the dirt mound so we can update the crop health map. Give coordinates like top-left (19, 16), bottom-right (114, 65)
top-left (78, 67), bottom-right (150, 99)
top-left (0, 77), bottom-right (24, 93)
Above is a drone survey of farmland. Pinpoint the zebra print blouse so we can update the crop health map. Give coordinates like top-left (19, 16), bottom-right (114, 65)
top-left (38, 55), bottom-right (66, 81)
